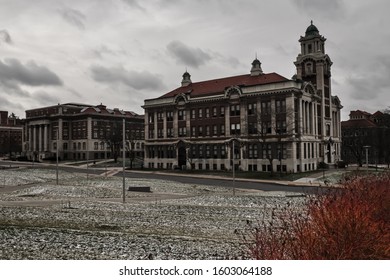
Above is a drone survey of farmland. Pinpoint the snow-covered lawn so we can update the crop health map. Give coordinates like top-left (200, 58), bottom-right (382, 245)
top-left (0, 167), bottom-right (305, 260)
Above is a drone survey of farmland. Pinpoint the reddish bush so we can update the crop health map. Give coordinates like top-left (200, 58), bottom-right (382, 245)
top-left (244, 172), bottom-right (390, 259)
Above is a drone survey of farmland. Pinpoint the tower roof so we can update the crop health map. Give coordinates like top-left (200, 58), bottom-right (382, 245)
top-left (305, 20), bottom-right (319, 36)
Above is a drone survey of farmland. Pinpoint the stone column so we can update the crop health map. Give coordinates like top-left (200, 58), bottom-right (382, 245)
top-left (299, 99), bottom-right (303, 135)
top-left (270, 98), bottom-right (275, 134)
top-left (302, 100), bottom-right (306, 135)
top-left (144, 111), bottom-right (149, 140)
top-left (173, 110), bottom-right (178, 138)
top-left (28, 126), bottom-right (32, 152)
top-left (44, 125), bottom-right (48, 151)
top-left (163, 108), bottom-right (167, 139)
top-left (32, 126), bottom-right (37, 152)
top-left (38, 125), bottom-right (43, 152)
top-left (225, 104), bottom-right (230, 137)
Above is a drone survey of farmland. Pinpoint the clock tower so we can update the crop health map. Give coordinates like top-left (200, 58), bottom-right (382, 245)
top-left (294, 21), bottom-right (333, 139)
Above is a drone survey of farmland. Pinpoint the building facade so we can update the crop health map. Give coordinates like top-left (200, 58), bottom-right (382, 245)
top-left (23, 103), bottom-right (144, 162)
top-left (341, 110), bottom-right (390, 166)
top-left (143, 22), bottom-right (342, 172)
top-left (0, 111), bottom-right (23, 157)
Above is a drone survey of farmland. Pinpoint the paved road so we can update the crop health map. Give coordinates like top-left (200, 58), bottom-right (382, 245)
top-left (0, 160), bottom-right (320, 194)
top-left (119, 171), bottom-right (320, 194)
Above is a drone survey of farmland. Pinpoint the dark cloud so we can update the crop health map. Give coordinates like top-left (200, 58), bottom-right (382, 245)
top-left (90, 65), bottom-right (165, 91)
top-left (292, 0), bottom-right (346, 19)
top-left (0, 58), bottom-right (63, 87)
top-left (58, 7), bottom-right (86, 30)
top-left (0, 30), bottom-right (12, 44)
top-left (167, 40), bottom-right (212, 68)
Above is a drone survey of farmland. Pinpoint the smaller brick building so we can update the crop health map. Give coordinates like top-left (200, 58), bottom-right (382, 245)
top-left (0, 111), bottom-right (23, 158)
top-left (23, 103), bottom-right (144, 162)
top-left (341, 110), bottom-right (390, 166)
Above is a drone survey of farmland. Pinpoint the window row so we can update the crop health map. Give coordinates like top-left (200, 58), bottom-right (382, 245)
top-left (148, 99), bottom-right (287, 123)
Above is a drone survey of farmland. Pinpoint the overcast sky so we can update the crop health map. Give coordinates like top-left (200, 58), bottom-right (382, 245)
top-left (0, 0), bottom-right (389, 120)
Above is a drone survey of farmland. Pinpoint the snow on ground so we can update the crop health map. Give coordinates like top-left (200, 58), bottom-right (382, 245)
top-left (0, 167), bottom-right (306, 259)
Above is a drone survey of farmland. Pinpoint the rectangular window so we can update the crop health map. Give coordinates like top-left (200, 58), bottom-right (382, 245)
top-left (148, 113), bottom-right (154, 123)
top-left (276, 120), bottom-right (287, 134)
top-left (178, 127), bottom-right (186, 137)
top-left (230, 104), bottom-right (240, 116)
top-left (191, 126), bottom-right (196, 137)
top-left (166, 111), bottom-right (173, 121)
top-left (262, 144), bottom-right (271, 159)
top-left (198, 126), bottom-right (203, 136)
top-left (199, 145), bottom-right (204, 158)
top-left (220, 124), bottom-right (225, 135)
top-left (213, 145), bottom-right (218, 158)
top-left (94, 142), bottom-right (98, 150)
top-left (178, 110), bottom-right (185, 121)
top-left (213, 125), bottom-right (217, 135)
top-left (191, 109), bottom-right (196, 119)
top-left (167, 128), bottom-right (173, 138)
top-left (206, 125), bottom-right (210, 136)
top-left (230, 123), bottom-right (241, 135)
top-left (205, 108), bottom-right (210, 118)
top-left (275, 99), bottom-right (286, 113)
top-left (262, 122), bottom-right (272, 134)
top-left (261, 101), bottom-right (271, 115)
top-left (157, 112), bottom-right (163, 121)
top-left (248, 122), bottom-right (257, 134)
top-left (221, 145), bottom-right (226, 158)
top-left (206, 145), bottom-right (210, 158)
top-left (198, 108), bottom-right (203, 118)
top-left (212, 107), bottom-right (217, 117)
top-left (248, 103), bottom-right (257, 115)
top-left (220, 106), bottom-right (225, 117)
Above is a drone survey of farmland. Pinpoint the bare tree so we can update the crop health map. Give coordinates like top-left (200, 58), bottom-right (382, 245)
top-left (104, 120), bottom-right (123, 163)
top-left (247, 100), bottom-right (297, 176)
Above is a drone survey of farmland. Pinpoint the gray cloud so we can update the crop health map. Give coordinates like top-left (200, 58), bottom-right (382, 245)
top-left (33, 90), bottom-right (61, 105)
top-left (122, 0), bottom-right (145, 11)
top-left (0, 30), bottom-right (12, 44)
top-left (167, 40), bottom-right (212, 68)
top-left (58, 7), bottom-right (86, 30)
top-left (347, 55), bottom-right (390, 100)
top-left (92, 45), bottom-right (128, 59)
top-left (292, 0), bottom-right (346, 19)
top-left (90, 65), bottom-right (165, 91)
top-left (0, 58), bottom-right (63, 87)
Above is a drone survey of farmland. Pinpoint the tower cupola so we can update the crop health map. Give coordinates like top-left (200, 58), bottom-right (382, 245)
top-left (250, 56), bottom-right (263, 76)
top-left (181, 70), bottom-right (192, 87)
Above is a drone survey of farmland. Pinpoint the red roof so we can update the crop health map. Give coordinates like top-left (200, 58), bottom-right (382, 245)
top-left (159, 72), bottom-right (289, 99)
top-left (341, 119), bottom-right (377, 129)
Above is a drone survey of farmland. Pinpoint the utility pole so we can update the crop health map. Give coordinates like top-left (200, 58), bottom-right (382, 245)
top-left (122, 118), bottom-right (126, 203)
top-left (56, 129), bottom-right (59, 185)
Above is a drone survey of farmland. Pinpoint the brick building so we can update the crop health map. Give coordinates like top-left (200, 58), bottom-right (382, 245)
top-left (23, 103), bottom-right (144, 162)
top-left (341, 110), bottom-right (390, 166)
top-left (143, 22), bottom-right (342, 173)
top-left (0, 111), bottom-right (23, 157)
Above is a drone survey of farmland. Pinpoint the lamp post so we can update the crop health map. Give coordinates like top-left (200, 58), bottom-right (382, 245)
top-left (232, 139), bottom-right (235, 196)
top-left (363, 145), bottom-right (370, 170)
top-left (56, 129), bottom-right (59, 185)
top-left (122, 118), bottom-right (126, 203)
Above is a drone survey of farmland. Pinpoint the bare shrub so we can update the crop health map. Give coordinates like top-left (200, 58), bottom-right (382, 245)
top-left (244, 172), bottom-right (390, 259)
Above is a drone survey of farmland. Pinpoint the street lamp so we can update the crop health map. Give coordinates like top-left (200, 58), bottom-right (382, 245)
top-left (363, 145), bottom-right (370, 169)
top-left (56, 129), bottom-right (59, 185)
top-left (122, 118), bottom-right (126, 203)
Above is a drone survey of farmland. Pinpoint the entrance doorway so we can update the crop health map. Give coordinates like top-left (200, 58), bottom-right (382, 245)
top-left (178, 146), bottom-right (186, 169)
